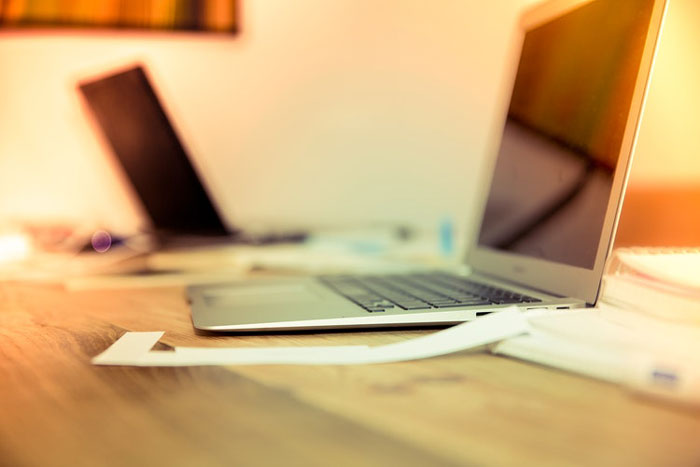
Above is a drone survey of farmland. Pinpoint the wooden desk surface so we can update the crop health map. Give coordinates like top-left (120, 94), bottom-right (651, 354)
top-left (2, 280), bottom-right (700, 466)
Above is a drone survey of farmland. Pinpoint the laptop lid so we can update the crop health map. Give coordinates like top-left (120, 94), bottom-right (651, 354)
top-left (467, 0), bottom-right (667, 304)
top-left (78, 65), bottom-right (230, 237)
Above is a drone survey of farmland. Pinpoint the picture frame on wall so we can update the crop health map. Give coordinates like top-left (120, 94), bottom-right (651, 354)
top-left (0, 0), bottom-right (237, 34)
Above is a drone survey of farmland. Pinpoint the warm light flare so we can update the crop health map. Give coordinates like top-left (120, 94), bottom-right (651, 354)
top-left (0, 233), bottom-right (32, 264)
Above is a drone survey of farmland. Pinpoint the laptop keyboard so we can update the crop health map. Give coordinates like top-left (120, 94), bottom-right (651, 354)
top-left (319, 272), bottom-right (541, 313)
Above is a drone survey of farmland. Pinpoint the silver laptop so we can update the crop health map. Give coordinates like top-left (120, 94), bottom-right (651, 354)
top-left (188, 0), bottom-right (667, 332)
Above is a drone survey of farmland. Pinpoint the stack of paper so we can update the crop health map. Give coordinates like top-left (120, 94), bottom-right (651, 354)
top-left (601, 248), bottom-right (700, 324)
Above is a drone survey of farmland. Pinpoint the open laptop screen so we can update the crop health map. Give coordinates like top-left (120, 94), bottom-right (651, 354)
top-left (79, 66), bottom-right (228, 237)
top-left (477, 0), bottom-right (655, 270)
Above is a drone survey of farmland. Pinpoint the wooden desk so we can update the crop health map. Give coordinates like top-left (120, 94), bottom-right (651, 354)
top-left (2, 280), bottom-right (700, 466)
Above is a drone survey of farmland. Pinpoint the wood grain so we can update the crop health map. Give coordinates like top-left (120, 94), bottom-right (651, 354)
top-left (0, 283), bottom-right (451, 467)
top-left (3, 282), bottom-right (700, 466)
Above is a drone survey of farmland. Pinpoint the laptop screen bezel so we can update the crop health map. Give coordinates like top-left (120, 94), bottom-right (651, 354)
top-left (465, 0), bottom-right (668, 305)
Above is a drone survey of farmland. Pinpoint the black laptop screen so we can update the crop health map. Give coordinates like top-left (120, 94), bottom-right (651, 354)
top-left (79, 66), bottom-right (228, 237)
top-left (477, 0), bottom-right (655, 269)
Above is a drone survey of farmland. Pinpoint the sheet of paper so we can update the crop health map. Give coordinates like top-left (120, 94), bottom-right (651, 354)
top-left (493, 307), bottom-right (700, 407)
top-left (616, 249), bottom-right (700, 290)
top-left (92, 308), bottom-right (528, 367)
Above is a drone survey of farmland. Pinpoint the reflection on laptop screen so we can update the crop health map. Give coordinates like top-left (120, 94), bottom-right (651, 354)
top-left (477, 0), bottom-right (655, 269)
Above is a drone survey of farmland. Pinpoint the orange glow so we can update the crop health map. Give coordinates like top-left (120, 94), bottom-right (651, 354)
top-left (630, 0), bottom-right (700, 186)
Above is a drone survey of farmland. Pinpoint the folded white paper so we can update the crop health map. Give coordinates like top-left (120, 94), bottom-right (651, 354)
top-left (92, 308), bottom-right (528, 367)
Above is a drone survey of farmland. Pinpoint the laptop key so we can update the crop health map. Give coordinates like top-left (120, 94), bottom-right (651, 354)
top-left (395, 302), bottom-right (432, 310)
top-left (452, 299), bottom-right (492, 306)
top-left (493, 298), bottom-right (528, 304)
top-left (434, 300), bottom-right (491, 308)
top-left (433, 302), bottom-right (469, 308)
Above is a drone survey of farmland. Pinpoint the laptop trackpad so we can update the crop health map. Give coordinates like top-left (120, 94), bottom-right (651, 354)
top-left (203, 283), bottom-right (322, 307)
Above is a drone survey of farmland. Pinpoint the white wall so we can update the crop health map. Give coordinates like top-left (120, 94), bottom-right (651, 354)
top-left (630, 0), bottom-right (700, 187)
top-left (0, 0), bottom-right (697, 238)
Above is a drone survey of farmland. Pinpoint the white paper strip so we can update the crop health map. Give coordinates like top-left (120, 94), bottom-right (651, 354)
top-left (92, 308), bottom-right (528, 367)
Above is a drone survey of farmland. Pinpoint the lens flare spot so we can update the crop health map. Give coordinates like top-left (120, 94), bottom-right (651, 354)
top-left (91, 230), bottom-right (112, 253)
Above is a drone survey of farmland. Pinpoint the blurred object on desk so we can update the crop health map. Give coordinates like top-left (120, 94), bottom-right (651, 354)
top-left (494, 306), bottom-right (700, 408)
top-left (152, 225), bottom-right (454, 271)
top-left (0, 243), bottom-right (145, 284)
top-left (63, 266), bottom-right (249, 291)
top-left (615, 185), bottom-right (700, 247)
top-left (68, 224), bottom-right (458, 290)
top-left (0, 219), bottom-right (152, 283)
